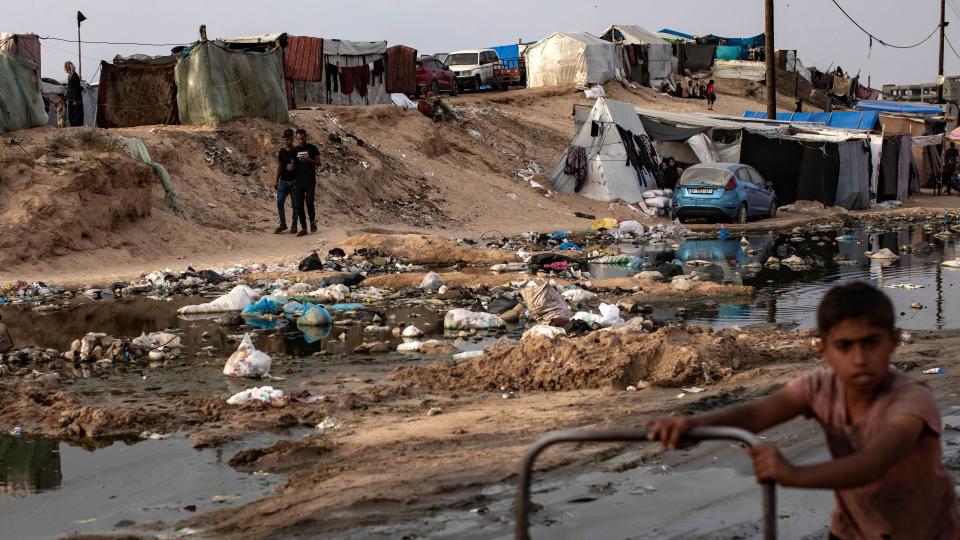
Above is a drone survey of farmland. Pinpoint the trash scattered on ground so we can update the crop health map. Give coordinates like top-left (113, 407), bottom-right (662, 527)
top-left (223, 334), bottom-right (272, 378)
top-left (226, 386), bottom-right (286, 405)
top-left (923, 367), bottom-right (945, 375)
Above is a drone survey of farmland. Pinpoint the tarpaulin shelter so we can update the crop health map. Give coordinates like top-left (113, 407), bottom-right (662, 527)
top-left (175, 40), bottom-right (288, 125)
top-left (743, 111), bottom-right (880, 131)
top-left (290, 39), bottom-right (390, 107)
top-left (549, 98), bottom-right (659, 205)
top-left (636, 114), bottom-right (719, 165)
top-left (385, 45), bottom-right (417, 95)
top-left (0, 53), bottom-right (47, 132)
top-left (679, 44), bottom-right (716, 71)
top-left (0, 33), bottom-right (40, 73)
top-left (740, 131), bottom-right (871, 209)
top-left (876, 134), bottom-right (912, 201)
top-left (879, 114), bottom-right (943, 188)
top-left (856, 100), bottom-right (942, 115)
top-left (524, 32), bottom-right (618, 88)
top-left (600, 25), bottom-right (677, 88)
top-left (96, 55), bottom-right (179, 128)
top-left (657, 29), bottom-right (696, 42)
top-left (702, 33), bottom-right (765, 60)
top-left (82, 84), bottom-right (98, 127)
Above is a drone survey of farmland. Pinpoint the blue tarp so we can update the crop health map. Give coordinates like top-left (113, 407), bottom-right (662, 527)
top-left (743, 111), bottom-right (881, 131)
top-left (658, 29), bottom-right (696, 41)
top-left (705, 33), bottom-right (764, 60)
top-left (490, 44), bottom-right (520, 61)
top-left (714, 45), bottom-right (742, 60)
top-left (854, 100), bottom-right (942, 115)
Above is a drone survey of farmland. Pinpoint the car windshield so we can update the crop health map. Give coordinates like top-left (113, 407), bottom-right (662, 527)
top-left (679, 168), bottom-right (732, 186)
top-left (446, 53), bottom-right (478, 66)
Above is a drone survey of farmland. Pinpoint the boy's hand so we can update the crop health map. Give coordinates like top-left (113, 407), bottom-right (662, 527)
top-left (646, 416), bottom-right (699, 449)
top-left (747, 444), bottom-right (796, 484)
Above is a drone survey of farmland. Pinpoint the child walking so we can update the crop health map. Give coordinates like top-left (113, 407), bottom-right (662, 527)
top-left (647, 281), bottom-right (960, 539)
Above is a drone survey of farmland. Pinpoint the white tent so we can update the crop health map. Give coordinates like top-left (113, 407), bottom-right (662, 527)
top-left (549, 98), bottom-right (658, 204)
top-left (524, 32), bottom-right (617, 88)
top-left (600, 25), bottom-right (677, 87)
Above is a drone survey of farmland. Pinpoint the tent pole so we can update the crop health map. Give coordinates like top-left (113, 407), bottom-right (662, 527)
top-left (765, 0), bottom-right (776, 119)
top-left (938, 0), bottom-right (946, 103)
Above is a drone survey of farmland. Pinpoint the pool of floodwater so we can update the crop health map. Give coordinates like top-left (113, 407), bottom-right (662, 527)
top-left (0, 431), bottom-right (288, 540)
top-left (0, 297), bottom-right (452, 357)
top-left (590, 223), bottom-right (960, 330)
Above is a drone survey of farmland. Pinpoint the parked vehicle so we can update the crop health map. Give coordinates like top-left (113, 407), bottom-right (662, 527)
top-left (415, 56), bottom-right (458, 97)
top-left (446, 49), bottom-right (500, 92)
top-left (672, 163), bottom-right (777, 224)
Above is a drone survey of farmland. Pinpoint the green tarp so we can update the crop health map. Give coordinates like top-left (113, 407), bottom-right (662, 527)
top-left (0, 53), bottom-right (47, 133)
top-left (175, 41), bottom-right (288, 125)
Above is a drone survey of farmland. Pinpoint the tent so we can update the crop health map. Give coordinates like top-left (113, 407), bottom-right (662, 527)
top-left (702, 33), bottom-right (765, 60)
top-left (0, 33), bottom-right (40, 72)
top-left (740, 131), bottom-right (871, 209)
top-left (524, 32), bottom-right (617, 88)
top-left (599, 25), bottom-right (676, 87)
top-left (743, 111), bottom-right (880, 131)
top-left (679, 44), bottom-right (716, 71)
top-left (657, 29), bottom-right (696, 42)
top-left (97, 55), bottom-right (179, 128)
top-left (876, 134), bottom-right (913, 201)
top-left (0, 53), bottom-right (47, 132)
top-left (175, 40), bottom-right (288, 125)
top-left (549, 98), bottom-right (659, 204)
top-left (290, 39), bottom-right (390, 107)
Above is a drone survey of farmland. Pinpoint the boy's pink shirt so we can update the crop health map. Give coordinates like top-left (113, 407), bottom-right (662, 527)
top-left (787, 368), bottom-right (960, 539)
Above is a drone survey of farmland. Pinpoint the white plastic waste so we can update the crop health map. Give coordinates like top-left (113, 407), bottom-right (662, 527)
top-left (490, 262), bottom-right (529, 273)
top-left (226, 386), bottom-right (284, 405)
top-left (520, 279), bottom-right (573, 324)
top-left (452, 350), bottom-right (484, 360)
top-left (618, 220), bottom-right (645, 236)
top-left (444, 308), bottom-right (506, 330)
top-left (132, 332), bottom-right (181, 350)
top-left (397, 341), bottom-right (424, 352)
top-left (584, 85), bottom-right (606, 99)
top-left (286, 282), bottom-right (313, 296)
top-left (223, 334), bottom-right (272, 378)
top-left (402, 325), bottom-right (424, 338)
top-left (866, 248), bottom-right (899, 260)
top-left (562, 287), bottom-right (599, 309)
top-left (178, 285), bottom-right (259, 314)
top-left (420, 272), bottom-right (445, 290)
top-left (644, 196), bottom-right (672, 208)
top-left (635, 271), bottom-right (664, 281)
top-left (671, 277), bottom-right (694, 291)
top-left (307, 284), bottom-right (349, 303)
top-left (522, 325), bottom-right (567, 340)
top-left (942, 259), bottom-right (960, 268)
top-left (572, 303), bottom-right (624, 328)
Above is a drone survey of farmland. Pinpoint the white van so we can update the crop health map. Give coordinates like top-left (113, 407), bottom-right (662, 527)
top-left (444, 49), bottom-right (500, 92)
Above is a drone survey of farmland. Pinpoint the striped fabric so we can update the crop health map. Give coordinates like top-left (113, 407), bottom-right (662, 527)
top-left (284, 36), bottom-right (323, 82)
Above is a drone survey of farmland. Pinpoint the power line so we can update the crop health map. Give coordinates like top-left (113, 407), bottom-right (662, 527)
top-left (829, 0), bottom-right (942, 49)
top-left (39, 36), bottom-right (187, 47)
top-left (946, 33), bottom-right (960, 62)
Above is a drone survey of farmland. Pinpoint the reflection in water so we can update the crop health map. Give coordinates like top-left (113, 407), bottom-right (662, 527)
top-left (0, 435), bottom-right (62, 496)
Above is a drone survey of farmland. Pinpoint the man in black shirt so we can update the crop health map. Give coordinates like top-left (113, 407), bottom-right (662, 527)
top-left (274, 129), bottom-right (297, 233)
top-left (291, 129), bottom-right (322, 237)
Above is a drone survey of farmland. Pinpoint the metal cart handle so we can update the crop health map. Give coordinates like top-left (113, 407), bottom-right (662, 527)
top-left (515, 426), bottom-right (776, 540)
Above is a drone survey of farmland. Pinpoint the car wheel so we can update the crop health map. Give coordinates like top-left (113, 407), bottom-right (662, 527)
top-left (737, 203), bottom-right (749, 224)
top-left (677, 216), bottom-right (688, 224)
top-left (768, 199), bottom-right (777, 219)
top-left (474, 75), bottom-right (482, 92)
top-left (450, 80), bottom-right (459, 96)
top-left (430, 80), bottom-right (440, 96)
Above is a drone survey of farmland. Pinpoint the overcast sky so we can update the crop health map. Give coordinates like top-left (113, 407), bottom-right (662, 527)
top-left (6, 0), bottom-right (957, 87)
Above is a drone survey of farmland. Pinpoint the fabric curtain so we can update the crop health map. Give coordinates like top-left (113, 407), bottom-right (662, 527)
top-left (0, 52), bottom-right (47, 132)
top-left (284, 36), bottom-right (323, 81)
top-left (96, 58), bottom-right (179, 128)
top-left (835, 140), bottom-right (871, 210)
top-left (386, 45), bottom-right (417, 94)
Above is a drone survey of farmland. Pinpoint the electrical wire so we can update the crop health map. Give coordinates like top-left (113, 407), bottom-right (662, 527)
top-left (38, 36), bottom-right (187, 47)
top-left (946, 33), bottom-right (960, 61)
top-left (829, 0), bottom-right (942, 49)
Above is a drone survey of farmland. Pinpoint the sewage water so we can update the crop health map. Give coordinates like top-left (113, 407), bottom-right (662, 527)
top-left (591, 223), bottom-right (960, 330)
top-left (0, 431), bottom-right (285, 540)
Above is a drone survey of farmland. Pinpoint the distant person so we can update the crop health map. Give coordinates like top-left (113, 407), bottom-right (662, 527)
top-left (55, 95), bottom-right (66, 128)
top-left (681, 81), bottom-right (691, 99)
top-left (647, 282), bottom-right (960, 539)
top-left (943, 142), bottom-right (959, 195)
top-left (663, 157), bottom-right (683, 190)
top-left (706, 80), bottom-right (717, 110)
top-left (291, 128), bottom-right (321, 237)
top-left (64, 61), bottom-right (83, 128)
top-left (274, 129), bottom-right (297, 233)
top-left (0, 313), bottom-right (13, 354)
top-left (657, 161), bottom-right (669, 189)
top-left (795, 99), bottom-right (803, 113)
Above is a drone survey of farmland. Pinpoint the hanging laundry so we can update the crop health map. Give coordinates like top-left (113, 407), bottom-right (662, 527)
top-left (326, 63), bottom-right (339, 93)
top-left (355, 65), bottom-right (371, 97)
top-left (565, 146), bottom-right (588, 192)
top-left (339, 66), bottom-right (355, 94)
top-left (372, 59), bottom-right (385, 85)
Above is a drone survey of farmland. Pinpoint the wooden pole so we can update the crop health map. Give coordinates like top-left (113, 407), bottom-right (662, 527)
top-left (939, 0), bottom-right (946, 103)
top-left (765, 0), bottom-right (776, 118)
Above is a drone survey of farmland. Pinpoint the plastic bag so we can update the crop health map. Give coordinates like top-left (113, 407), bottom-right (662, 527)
top-left (132, 331), bottom-right (181, 350)
top-left (420, 271), bottom-right (445, 290)
top-left (590, 217), bottom-right (619, 231)
top-left (298, 252), bottom-right (322, 271)
top-left (557, 242), bottom-right (583, 251)
top-left (242, 297), bottom-right (279, 316)
top-left (444, 308), bottom-right (506, 330)
top-left (226, 386), bottom-right (285, 405)
top-left (520, 279), bottom-right (573, 325)
top-left (866, 248), bottom-right (899, 260)
top-left (223, 334), bottom-right (272, 378)
top-left (562, 286), bottom-right (598, 309)
top-left (572, 303), bottom-right (624, 328)
top-left (307, 284), bottom-right (349, 303)
top-left (644, 196), bottom-right (671, 208)
top-left (522, 325), bottom-right (567, 340)
top-left (178, 285), bottom-right (259, 314)
top-left (618, 220), bottom-right (645, 236)
top-left (282, 301), bottom-right (304, 315)
top-left (327, 303), bottom-right (365, 312)
top-left (298, 303), bottom-right (333, 326)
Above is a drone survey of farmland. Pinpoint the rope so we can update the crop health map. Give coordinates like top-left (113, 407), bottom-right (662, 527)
top-left (829, 0), bottom-right (941, 49)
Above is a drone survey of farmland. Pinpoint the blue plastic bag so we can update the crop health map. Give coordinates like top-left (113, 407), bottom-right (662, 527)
top-left (242, 297), bottom-right (279, 315)
top-left (557, 242), bottom-right (583, 251)
top-left (327, 303), bottom-right (365, 312)
top-left (298, 303), bottom-right (333, 326)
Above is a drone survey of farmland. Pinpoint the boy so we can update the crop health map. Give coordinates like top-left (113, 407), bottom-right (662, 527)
top-left (291, 129), bottom-right (321, 237)
top-left (647, 282), bottom-right (960, 539)
top-left (274, 129), bottom-right (297, 234)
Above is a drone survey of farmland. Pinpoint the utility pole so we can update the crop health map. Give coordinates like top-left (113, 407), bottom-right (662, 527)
top-left (76, 11), bottom-right (86, 78)
top-left (765, 0), bottom-right (776, 118)
top-left (939, 0), bottom-right (946, 103)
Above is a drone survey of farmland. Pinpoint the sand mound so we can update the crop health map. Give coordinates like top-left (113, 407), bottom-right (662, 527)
top-left (589, 277), bottom-right (754, 302)
top-left (398, 326), bottom-right (815, 391)
top-left (0, 139), bottom-right (154, 267)
top-left (338, 234), bottom-right (518, 265)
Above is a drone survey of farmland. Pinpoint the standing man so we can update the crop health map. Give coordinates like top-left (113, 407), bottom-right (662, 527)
top-left (274, 129), bottom-right (297, 233)
top-left (291, 129), bottom-right (321, 237)
top-left (944, 142), bottom-right (959, 195)
top-left (64, 62), bottom-right (84, 127)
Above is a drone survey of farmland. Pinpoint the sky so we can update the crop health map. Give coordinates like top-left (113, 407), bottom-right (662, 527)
top-left (5, 0), bottom-right (959, 88)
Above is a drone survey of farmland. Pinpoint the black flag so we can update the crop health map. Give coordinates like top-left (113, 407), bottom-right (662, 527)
top-left (77, 11), bottom-right (87, 23)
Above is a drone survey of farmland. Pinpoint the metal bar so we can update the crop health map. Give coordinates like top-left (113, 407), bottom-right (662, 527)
top-left (515, 426), bottom-right (776, 540)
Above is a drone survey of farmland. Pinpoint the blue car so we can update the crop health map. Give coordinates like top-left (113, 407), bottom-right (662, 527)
top-left (672, 163), bottom-right (777, 224)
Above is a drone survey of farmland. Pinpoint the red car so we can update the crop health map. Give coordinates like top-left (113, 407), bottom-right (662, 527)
top-left (415, 56), bottom-right (458, 97)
